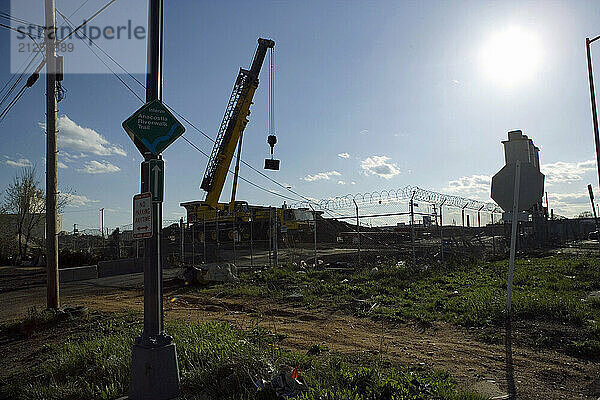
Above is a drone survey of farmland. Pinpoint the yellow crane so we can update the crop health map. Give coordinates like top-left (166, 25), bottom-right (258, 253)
top-left (201, 38), bottom-right (275, 210)
top-left (181, 38), bottom-right (313, 243)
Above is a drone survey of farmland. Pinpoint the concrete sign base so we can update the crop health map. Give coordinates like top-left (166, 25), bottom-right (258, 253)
top-left (129, 342), bottom-right (180, 400)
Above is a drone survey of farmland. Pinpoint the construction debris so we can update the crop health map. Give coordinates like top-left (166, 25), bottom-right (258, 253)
top-left (180, 263), bottom-right (238, 284)
top-left (255, 366), bottom-right (308, 399)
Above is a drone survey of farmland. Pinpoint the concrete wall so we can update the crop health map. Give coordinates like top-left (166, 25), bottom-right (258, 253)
top-left (97, 258), bottom-right (143, 278)
top-left (59, 265), bottom-right (98, 282)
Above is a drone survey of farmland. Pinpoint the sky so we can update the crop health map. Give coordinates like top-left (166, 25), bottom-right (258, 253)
top-left (1, 0), bottom-right (600, 232)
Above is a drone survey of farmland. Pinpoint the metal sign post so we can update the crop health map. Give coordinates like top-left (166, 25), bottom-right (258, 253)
top-left (506, 160), bottom-right (521, 315)
top-left (127, 1), bottom-right (183, 398)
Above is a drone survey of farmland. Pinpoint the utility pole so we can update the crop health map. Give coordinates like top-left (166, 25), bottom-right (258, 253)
top-left (586, 36), bottom-right (600, 191)
top-left (129, 0), bottom-right (179, 398)
top-left (45, 0), bottom-right (59, 310)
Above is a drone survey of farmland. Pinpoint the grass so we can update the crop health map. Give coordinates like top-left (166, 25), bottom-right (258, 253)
top-left (0, 312), bottom-right (484, 400)
top-left (196, 255), bottom-right (600, 356)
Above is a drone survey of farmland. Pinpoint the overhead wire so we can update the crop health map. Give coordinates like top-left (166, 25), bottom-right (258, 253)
top-left (57, 11), bottom-right (302, 205)
top-left (0, 11), bottom-right (45, 29)
top-left (52, 14), bottom-right (317, 206)
top-left (0, 0), bottom-right (117, 125)
top-left (55, 13), bottom-right (307, 205)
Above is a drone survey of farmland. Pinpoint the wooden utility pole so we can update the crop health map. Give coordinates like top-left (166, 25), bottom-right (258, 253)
top-left (45, 0), bottom-right (59, 310)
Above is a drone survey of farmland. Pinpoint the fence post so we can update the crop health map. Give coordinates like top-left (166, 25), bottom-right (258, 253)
top-left (439, 199), bottom-right (446, 265)
top-left (273, 207), bottom-right (278, 267)
top-left (410, 191), bottom-right (416, 267)
top-left (309, 204), bottom-right (317, 267)
top-left (216, 213), bottom-right (220, 262)
top-left (491, 212), bottom-right (495, 257)
top-left (233, 212), bottom-right (237, 266)
top-left (250, 210), bottom-right (254, 268)
top-left (192, 222), bottom-right (195, 267)
top-left (179, 217), bottom-right (184, 266)
top-left (203, 217), bottom-right (206, 264)
top-left (353, 199), bottom-right (360, 268)
top-left (269, 207), bottom-right (273, 267)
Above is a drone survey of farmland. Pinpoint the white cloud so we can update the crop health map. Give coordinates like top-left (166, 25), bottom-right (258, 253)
top-left (40, 115), bottom-right (126, 157)
top-left (337, 180), bottom-right (346, 185)
top-left (58, 161), bottom-right (68, 169)
top-left (351, 181), bottom-right (356, 185)
top-left (303, 171), bottom-right (341, 182)
top-left (77, 160), bottom-right (120, 174)
top-left (60, 193), bottom-right (99, 207)
top-left (360, 156), bottom-right (400, 179)
top-left (4, 156), bottom-right (32, 168)
top-left (360, 129), bottom-right (369, 135)
top-left (338, 152), bottom-right (350, 159)
top-left (541, 160), bottom-right (595, 184)
top-left (444, 175), bottom-right (492, 199)
top-left (546, 191), bottom-right (596, 218)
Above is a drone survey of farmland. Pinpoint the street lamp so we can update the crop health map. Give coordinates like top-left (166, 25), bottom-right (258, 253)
top-left (586, 35), bottom-right (600, 189)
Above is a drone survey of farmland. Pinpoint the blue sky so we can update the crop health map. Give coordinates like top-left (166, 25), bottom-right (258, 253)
top-left (1, 0), bottom-right (600, 231)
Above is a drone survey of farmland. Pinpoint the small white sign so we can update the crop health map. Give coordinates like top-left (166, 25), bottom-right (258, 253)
top-left (133, 192), bottom-right (152, 239)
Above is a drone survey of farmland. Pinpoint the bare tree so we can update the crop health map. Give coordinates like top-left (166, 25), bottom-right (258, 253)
top-left (2, 167), bottom-right (46, 259)
top-left (2, 167), bottom-right (71, 260)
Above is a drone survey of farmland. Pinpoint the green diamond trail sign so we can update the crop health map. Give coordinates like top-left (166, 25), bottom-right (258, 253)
top-left (123, 99), bottom-right (185, 155)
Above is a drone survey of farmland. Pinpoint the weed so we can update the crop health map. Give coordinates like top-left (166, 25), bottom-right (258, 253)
top-left (0, 313), bottom-right (485, 400)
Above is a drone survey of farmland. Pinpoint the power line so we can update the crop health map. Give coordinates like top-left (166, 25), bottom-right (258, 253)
top-left (0, 11), bottom-right (45, 29)
top-left (57, 0), bottom-right (118, 45)
top-left (55, 15), bottom-right (305, 205)
top-left (56, 10), bottom-right (144, 103)
top-left (67, 0), bottom-right (93, 20)
top-left (52, 12), bottom-right (316, 206)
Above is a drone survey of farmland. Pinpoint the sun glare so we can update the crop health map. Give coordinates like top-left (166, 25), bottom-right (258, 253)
top-left (480, 26), bottom-right (541, 87)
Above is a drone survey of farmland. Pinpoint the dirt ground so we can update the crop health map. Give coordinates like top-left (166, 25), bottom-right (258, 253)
top-left (1, 266), bottom-right (599, 400)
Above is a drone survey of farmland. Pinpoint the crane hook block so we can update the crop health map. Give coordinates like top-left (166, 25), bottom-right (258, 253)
top-left (265, 134), bottom-right (280, 170)
top-left (267, 134), bottom-right (277, 152)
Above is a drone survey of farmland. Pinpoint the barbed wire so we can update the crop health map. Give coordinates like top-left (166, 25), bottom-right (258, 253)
top-left (290, 186), bottom-right (501, 213)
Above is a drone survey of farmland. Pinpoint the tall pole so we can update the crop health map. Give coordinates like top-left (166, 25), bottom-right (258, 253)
top-left (506, 161), bottom-right (522, 316)
top-left (130, 0), bottom-right (179, 398)
top-left (142, 0), bottom-right (163, 342)
top-left (587, 36), bottom-right (600, 191)
top-left (45, 0), bottom-right (59, 310)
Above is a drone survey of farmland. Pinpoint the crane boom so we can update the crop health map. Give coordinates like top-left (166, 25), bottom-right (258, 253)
top-left (200, 38), bottom-right (275, 208)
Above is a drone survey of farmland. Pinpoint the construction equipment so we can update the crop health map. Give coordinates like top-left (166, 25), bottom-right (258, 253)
top-left (200, 38), bottom-right (275, 210)
top-left (181, 38), bottom-right (311, 245)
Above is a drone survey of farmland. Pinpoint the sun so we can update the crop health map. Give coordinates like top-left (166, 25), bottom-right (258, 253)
top-left (480, 26), bottom-right (541, 87)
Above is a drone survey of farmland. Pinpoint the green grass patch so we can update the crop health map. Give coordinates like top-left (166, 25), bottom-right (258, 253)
top-left (0, 313), bottom-right (483, 400)
top-left (196, 255), bottom-right (600, 355)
